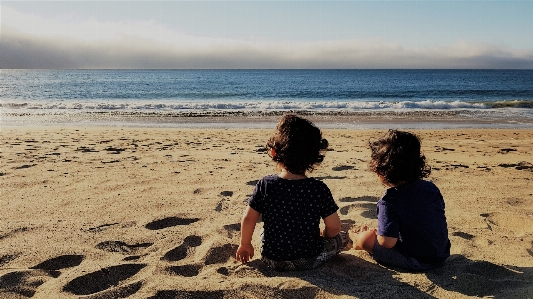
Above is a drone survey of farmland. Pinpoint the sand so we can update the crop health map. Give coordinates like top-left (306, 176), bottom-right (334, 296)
top-left (1, 126), bottom-right (533, 299)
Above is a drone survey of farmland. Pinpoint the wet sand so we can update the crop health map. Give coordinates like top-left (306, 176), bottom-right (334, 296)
top-left (3, 110), bottom-right (533, 129)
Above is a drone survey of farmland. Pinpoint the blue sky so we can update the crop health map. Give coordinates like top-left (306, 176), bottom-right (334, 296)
top-left (2, 1), bottom-right (533, 69)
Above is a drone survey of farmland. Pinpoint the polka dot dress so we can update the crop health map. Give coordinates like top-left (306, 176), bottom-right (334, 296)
top-left (249, 174), bottom-right (338, 261)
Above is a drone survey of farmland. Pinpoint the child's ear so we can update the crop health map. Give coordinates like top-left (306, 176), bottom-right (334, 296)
top-left (269, 148), bottom-right (276, 157)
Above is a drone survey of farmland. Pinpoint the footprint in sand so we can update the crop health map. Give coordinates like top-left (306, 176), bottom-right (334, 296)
top-left (162, 235), bottom-right (203, 262)
top-left (339, 196), bottom-right (379, 203)
top-left (215, 192), bottom-right (236, 212)
top-left (79, 281), bottom-right (144, 299)
top-left (0, 269), bottom-right (60, 298)
top-left (339, 203), bottom-right (377, 219)
top-left (14, 164), bottom-right (37, 170)
top-left (452, 231), bottom-right (475, 240)
top-left (75, 146), bottom-right (99, 153)
top-left (164, 264), bottom-right (203, 277)
top-left (161, 240), bottom-right (237, 278)
top-left (95, 241), bottom-right (153, 255)
top-left (147, 285), bottom-right (322, 299)
top-left (222, 223), bottom-right (241, 238)
top-left (0, 255), bottom-right (84, 298)
top-left (332, 165), bottom-right (355, 171)
top-left (145, 217), bottom-right (200, 230)
top-left (30, 254), bottom-right (84, 271)
top-left (220, 191), bottom-right (233, 197)
top-left (0, 254), bottom-right (19, 267)
top-left (246, 180), bottom-right (259, 186)
top-left (63, 264), bottom-right (146, 296)
top-left (148, 290), bottom-right (224, 299)
top-left (314, 175), bottom-right (347, 180)
top-left (499, 161), bottom-right (533, 171)
top-left (480, 211), bottom-right (533, 235)
top-left (205, 244), bottom-right (238, 265)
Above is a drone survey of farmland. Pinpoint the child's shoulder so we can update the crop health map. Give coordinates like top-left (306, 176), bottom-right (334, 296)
top-left (388, 180), bottom-right (440, 195)
top-left (407, 180), bottom-right (443, 198)
top-left (257, 174), bottom-right (280, 184)
top-left (416, 179), bottom-right (440, 191)
top-left (263, 174), bottom-right (279, 180)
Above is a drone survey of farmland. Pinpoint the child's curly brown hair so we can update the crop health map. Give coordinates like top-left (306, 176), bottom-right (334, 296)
top-left (368, 130), bottom-right (431, 185)
top-left (266, 114), bottom-right (329, 175)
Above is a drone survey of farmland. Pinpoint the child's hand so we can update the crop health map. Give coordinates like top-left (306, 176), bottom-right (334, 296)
top-left (236, 244), bottom-right (254, 264)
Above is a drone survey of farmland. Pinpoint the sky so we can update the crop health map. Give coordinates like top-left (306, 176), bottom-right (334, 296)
top-left (1, 1), bottom-right (533, 69)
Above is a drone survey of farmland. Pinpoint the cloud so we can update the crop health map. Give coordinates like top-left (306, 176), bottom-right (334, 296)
top-left (2, 6), bottom-right (532, 69)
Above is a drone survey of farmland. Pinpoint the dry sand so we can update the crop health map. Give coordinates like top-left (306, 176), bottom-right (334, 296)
top-left (1, 126), bottom-right (533, 298)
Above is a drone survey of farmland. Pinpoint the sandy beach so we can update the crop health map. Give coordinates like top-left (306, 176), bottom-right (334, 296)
top-left (1, 125), bottom-right (533, 298)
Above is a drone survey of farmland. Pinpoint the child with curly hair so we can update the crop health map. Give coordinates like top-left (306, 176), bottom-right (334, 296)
top-left (236, 114), bottom-right (348, 271)
top-left (351, 129), bottom-right (450, 272)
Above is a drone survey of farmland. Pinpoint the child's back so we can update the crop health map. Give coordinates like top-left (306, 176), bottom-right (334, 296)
top-left (377, 179), bottom-right (450, 265)
top-left (249, 175), bottom-right (338, 261)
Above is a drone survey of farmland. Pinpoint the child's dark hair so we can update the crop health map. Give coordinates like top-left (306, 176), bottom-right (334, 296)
top-left (266, 114), bottom-right (328, 175)
top-left (368, 130), bottom-right (431, 185)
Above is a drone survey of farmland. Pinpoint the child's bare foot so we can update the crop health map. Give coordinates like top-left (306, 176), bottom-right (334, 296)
top-left (348, 228), bottom-right (362, 250)
top-left (349, 225), bottom-right (376, 250)
top-left (360, 225), bottom-right (370, 232)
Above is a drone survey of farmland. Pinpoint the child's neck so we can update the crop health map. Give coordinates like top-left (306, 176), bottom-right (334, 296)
top-left (279, 169), bottom-right (307, 180)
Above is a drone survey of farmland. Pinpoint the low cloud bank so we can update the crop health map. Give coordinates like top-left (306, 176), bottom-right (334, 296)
top-left (2, 26), bottom-right (532, 69)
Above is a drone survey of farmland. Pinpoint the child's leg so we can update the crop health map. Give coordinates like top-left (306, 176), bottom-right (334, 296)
top-left (371, 242), bottom-right (438, 272)
top-left (312, 231), bottom-right (349, 266)
top-left (349, 226), bottom-right (377, 253)
top-left (260, 232), bottom-right (348, 271)
top-left (323, 231), bottom-right (349, 254)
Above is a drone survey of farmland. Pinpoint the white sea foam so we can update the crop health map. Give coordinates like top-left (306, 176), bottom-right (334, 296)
top-left (0, 99), bottom-right (492, 114)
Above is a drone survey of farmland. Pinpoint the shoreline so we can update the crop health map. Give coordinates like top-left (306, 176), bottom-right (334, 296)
top-left (2, 109), bottom-right (533, 129)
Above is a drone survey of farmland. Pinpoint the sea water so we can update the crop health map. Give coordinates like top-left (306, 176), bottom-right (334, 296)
top-left (1, 69), bottom-right (533, 128)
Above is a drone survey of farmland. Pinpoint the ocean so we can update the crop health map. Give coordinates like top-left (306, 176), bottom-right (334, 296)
top-left (1, 69), bottom-right (533, 128)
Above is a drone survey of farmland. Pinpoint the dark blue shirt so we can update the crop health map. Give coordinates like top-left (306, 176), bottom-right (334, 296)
top-left (377, 180), bottom-right (451, 264)
top-left (249, 175), bottom-right (339, 261)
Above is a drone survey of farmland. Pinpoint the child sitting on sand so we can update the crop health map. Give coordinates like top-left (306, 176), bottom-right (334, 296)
top-left (236, 114), bottom-right (348, 271)
top-left (350, 130), bottom-right (451, 272)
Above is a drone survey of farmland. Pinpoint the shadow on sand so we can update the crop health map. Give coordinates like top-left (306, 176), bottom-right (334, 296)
top-left (243, 253), bottom-right (533, 298)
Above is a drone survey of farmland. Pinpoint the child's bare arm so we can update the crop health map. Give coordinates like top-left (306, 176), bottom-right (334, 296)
top-left (322, 212), bottom-right (341, 238)
top-left (377, 235), bottom-right (398, 248)
top-left (236, 206), bottom-right (260, 263)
